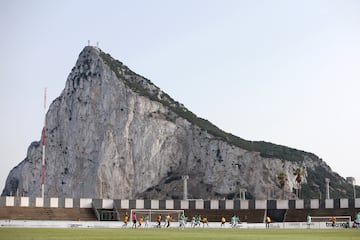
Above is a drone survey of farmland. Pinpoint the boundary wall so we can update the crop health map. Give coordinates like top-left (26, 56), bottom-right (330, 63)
top-left (1, 197), bottom-right (360, 210)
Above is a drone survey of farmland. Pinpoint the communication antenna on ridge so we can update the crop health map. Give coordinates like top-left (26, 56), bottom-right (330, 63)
top-left (41, 88), bottom-right (47, 198)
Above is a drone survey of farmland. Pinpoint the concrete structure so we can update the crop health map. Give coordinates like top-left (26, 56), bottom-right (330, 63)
top-left (239, 188), bottom-right (246, 200)
top-left (1, 196), bottom-right (359, 229)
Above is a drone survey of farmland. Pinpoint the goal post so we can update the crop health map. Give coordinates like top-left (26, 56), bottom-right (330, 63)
top-left (130, 209), bottom-right (184, 223)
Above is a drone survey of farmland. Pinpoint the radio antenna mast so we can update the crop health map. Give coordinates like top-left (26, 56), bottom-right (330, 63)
top-left (41, 88), bottom-right (47, 198)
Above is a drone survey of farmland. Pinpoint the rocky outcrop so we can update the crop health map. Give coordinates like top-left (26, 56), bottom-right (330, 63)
top-left (2, 46), bottom-right (356, 199)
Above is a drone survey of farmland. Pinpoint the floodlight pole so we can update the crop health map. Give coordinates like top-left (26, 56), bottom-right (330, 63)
top-left (347, 177), bottom-right (356, 199)
top-left (325, 178), bottom-right (330, 199)
top-left (41, 88), bottom-right (47, 198)
top-left (182, 175), bottom-right (189, 200)
top-left (351, 178), bottom-right (356, 199)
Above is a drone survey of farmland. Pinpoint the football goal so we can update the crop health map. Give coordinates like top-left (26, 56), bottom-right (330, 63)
top-left (130, 209), bottom-right (184, 223)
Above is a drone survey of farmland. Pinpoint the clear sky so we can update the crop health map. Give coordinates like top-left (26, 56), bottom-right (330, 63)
top-left (0, 0), bottom-right (359, 193)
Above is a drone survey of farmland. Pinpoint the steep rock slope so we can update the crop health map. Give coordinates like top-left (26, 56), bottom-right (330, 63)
top-left (2, 47), bottom-right (356, 199)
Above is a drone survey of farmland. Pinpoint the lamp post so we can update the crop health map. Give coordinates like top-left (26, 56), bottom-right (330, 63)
top-left (80, 182), bottom-right (84, 198)
top-left (346, 177), bottom-right (356, 199)
top-left (353, 182), bottom-right (356, 199)
top-left (325, 178), bottom-right (330, 199)
top-left (182, 175), bottom-right (189, 200)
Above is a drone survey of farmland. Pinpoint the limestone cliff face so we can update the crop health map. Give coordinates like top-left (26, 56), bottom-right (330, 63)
top-left (2, 47), bottom-right (355, 199)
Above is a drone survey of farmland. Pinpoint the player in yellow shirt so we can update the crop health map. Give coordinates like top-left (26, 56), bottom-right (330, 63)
top-left (138, 216), bottom-right (144, 228)
top-left (221, 216), bottom-right (226, 228)
top-left (157, 214), bottom-right (162, 228)
top-left (122, 214), bottom-right (129, 228)
top-left (266, 216), bottom-right (271, 228)
top-left (201, 217), bottom-right (209, 227)
top-left (330, 216), bottom-right (336, 228)
top-left (166, 214), bottom-right (172, 228)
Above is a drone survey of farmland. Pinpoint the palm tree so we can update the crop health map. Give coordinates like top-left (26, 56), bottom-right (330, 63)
top-left (277, 172), bottom-right (288, 199)
top-left (293, 168), bottom-right (304, 199)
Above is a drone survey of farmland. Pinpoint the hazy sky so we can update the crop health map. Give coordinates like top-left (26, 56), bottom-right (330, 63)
top-left (1, 0), bottom-right (359, 193)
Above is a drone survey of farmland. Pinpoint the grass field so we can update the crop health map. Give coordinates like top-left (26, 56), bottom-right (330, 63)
top-left (0, 228), bottom-right (359, 240)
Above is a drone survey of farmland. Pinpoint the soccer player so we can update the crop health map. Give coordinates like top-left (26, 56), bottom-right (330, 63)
top-left (157, 214), bottom-right (162, 228)
top-left (122, 214), bottom-right (129, 228)
top-left (191, 216), bottom-right (196, 228)
top-left (307, 215), bottom-right (311, 229)
top-left (132, 212), bottom-right (137, 228)
top-left (144, 214), bottom-right (150, 228)
top-left (138, 216), bottom-right (144, 228)
top-left (166, 215), bottom-right (172, 228)
top-left (201, 216), bottom-right (209, 227)
top-left (221, 216), bottom-right (226, 228)
top-left (195, 215), bottom-right (201, 227)
top-left (179, 213), bottom-right (186, 229)
top-left (330, 216), bottom-right (336, 228)
top-left (231, 215), bottom-right (238, 228)
top-left (265, 216), bottom-right (271, 228)
top-left (164, 214), bottom-right (170, 227)
top-left (353, 212), bottom-right (360, 228)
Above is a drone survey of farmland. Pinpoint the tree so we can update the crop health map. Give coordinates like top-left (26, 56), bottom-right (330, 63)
top-left (278, 172), bottom-right (288, 199)
top-left (293, 168), bottom-right (304, 199)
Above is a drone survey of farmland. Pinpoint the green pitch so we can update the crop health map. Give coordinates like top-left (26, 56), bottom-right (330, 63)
top-left (0, 228), bottom-right (359, 240)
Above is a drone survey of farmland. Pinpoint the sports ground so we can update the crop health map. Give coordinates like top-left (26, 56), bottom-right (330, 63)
top-left (0, 228), bottom-right (358, 240)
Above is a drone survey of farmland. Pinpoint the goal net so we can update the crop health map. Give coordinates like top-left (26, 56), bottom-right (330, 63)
top-left (130, 209), bottom-right (184, 223)
top-left (311, 216), bottom-right (351, 228)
